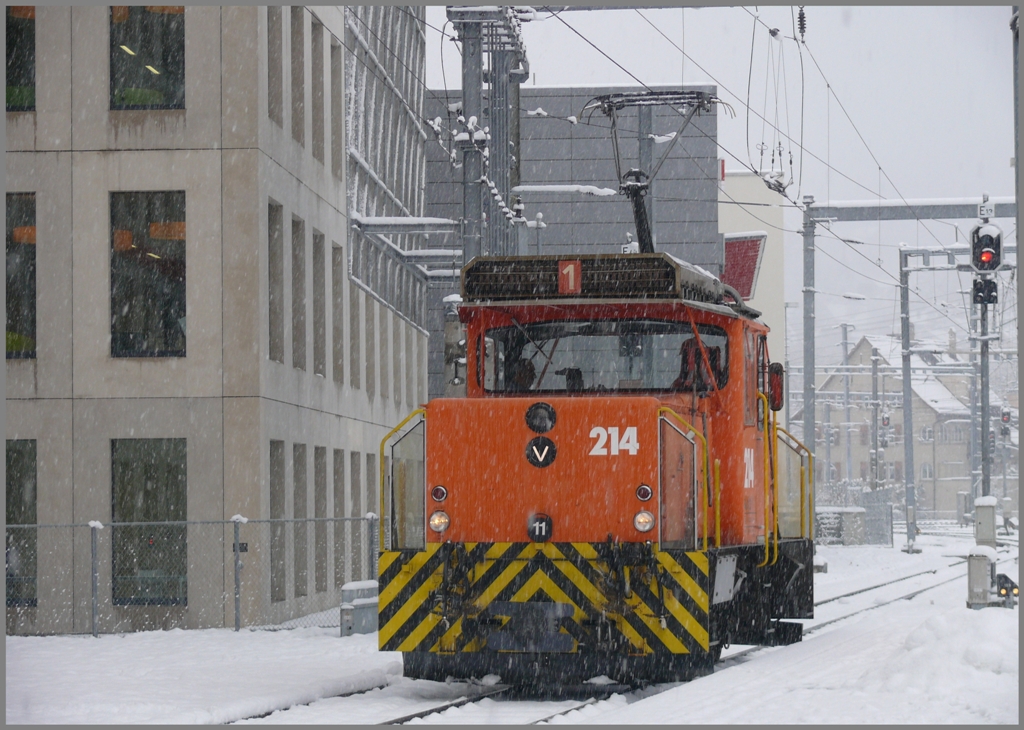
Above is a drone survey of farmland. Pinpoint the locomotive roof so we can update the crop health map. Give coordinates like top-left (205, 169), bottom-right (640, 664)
top-left (460, 253), bottom-right (761, 320)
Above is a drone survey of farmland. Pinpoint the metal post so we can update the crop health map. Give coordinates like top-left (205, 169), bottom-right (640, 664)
top-left (490, 51), bottom-right (512, 255)
top-left (638, 105), bottom-right (656, 247)
top-left (91, 525), bottom-right (99, 638)
top-left (824, 400), bottom-right (832, 495)
top-left (234, 520), bottom-right (241, 632)
top-left (840, 324), bottom-right (854, 487)
top-left (871, 347), bottom-right (880, 492)
top-left (899, 253), bottom-right (917, 546)
top-left (367, 515), bottom-right (380, 580)
top-left (459, 22), bottom-right (484, 262)
top-left (802, 197), bottom-right (816, 454)
top-left (969, 303), bottom-right (980, 500)
top-left (1013, 7), bottom-right (1019, 265)
top-left (980, 301), bottom-right (991, 497)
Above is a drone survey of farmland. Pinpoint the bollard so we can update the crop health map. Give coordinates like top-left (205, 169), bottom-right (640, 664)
top-left (88, 521), bottom-right (102, 637)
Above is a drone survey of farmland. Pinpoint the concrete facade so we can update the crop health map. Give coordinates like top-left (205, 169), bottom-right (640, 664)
top-left (6, 6), bottom-right (428, 634)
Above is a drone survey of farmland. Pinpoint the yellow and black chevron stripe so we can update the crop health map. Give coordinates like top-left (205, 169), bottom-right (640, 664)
top-left (378, 542), bottom-right (709, 656)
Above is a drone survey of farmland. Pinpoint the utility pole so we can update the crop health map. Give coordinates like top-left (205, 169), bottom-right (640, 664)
top-left (840, 323), bottom-right (854, 488)
top-left (898, 249), bottom-right (918, 548)
top-left (824, 400), bottom-right (832, 496)
top-left (871, 347), bottom-right (880, 492)
top-left (458, 20), bottom-right (484, 262)
top-left (980, 298), bottom-right (991, 497)
top-left (802, 197), bottom-right (816, 452)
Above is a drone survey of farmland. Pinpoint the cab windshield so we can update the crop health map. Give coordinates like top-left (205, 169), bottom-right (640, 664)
top-left (483, 319), bottom-right (728, 394)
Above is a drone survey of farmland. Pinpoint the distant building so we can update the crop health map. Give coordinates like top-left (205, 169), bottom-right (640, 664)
top-left (6, 6), bottom-right (427, 634)
top-left (814, 334), bottom-right (1017, 517)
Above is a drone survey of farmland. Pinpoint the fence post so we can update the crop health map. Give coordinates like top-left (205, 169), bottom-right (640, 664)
top-left (367, 514), bottom-right (379, 580)
top-left (90, 523), bottom-right (99, 638)
top-left (234, 520), bottom-right (241, 631)
top-left (230, 514), bottom-right (247, 631)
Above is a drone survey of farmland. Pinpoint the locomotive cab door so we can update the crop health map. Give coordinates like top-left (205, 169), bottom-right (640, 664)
top-left (659, 418), bottom-right (700, 549)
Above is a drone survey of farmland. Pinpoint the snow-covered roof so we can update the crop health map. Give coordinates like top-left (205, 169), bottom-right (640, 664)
top-left (825, 334), bottom-right (971, 417)
top-left (911, 376), bottom-right (970, 416)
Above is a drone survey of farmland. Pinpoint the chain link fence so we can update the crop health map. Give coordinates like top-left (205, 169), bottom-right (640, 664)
top-left (5, 517), bottom-right (378, 636)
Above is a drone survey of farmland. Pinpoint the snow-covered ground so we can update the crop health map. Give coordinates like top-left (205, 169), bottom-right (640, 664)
top-left (6, 529), bottom-right (1018, 725)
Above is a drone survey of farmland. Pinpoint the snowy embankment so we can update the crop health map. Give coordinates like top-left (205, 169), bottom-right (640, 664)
top-left (5, 629), bottom-right (400, 725)
top-left (5, 532), bottom-right (1018, 725)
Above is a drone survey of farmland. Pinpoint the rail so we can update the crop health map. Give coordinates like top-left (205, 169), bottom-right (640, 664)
top-left (378, 408), bottom-right (426, 551)
top-left (657, 407), bottom-right (711, 551)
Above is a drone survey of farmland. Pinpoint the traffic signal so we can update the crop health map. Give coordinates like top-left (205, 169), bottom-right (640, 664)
top-left (972, 278), bottom-right (998, 305)
top-left (971, 223), bottom-right (1002, 272)
top-left (881, 412), bottom-right (890, 427)
top-left (988, 431), bottom-right (996, 454)
top-left (1001, 409), bottom-right (1011, 425)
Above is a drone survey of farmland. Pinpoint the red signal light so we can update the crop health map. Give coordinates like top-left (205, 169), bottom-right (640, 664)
top-left (980, 250), bottom-right (994, 264)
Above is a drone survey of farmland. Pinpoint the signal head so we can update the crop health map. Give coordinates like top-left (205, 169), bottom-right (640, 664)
top-left (971, 223), bottom-right (1003, 272)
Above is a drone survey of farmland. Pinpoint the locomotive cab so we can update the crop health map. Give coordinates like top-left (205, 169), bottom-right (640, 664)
top-left (379, 254), bottom-right (814, 688)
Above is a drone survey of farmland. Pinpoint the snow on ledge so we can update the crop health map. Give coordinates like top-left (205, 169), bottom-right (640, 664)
top-left (512, 184), bottom-right (617, 197)
top-left (974, 496), bottom-right (998, 507)
top-left (968, 545), bottom-right (998, 561)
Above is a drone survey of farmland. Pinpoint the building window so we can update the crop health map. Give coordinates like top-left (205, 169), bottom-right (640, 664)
top-left (313, 232), bottom-right (326, 376)
top-left (290, 6), bottom-right (304, 145)
top-left (6, 6), bottom-right (35, 111)
top-left (293, 443), bottom-right (308, 598)
top-left (267, 6), bottom-right (283, 126)
top-left (860, 424), bottom-right (869, 446)
top-left (111, 439), bottom-right (187, 606)
top-left (109, 6), bottom-right (185, 110)
top-left (311, 19), bottom-right (325, 163)
top-left (921, 461), bottom-right (934, 480)
top-left (350, 451), bottom-right (363, 580)
top-left (291, 218), bottom-right (306, 370)
top-left (332, 243), bottom-right (345, 384)
top-left (6, 193), bottom-right (36, 359)
top-left (111, 191), bottom-right (186, 358)
top-left (314, 446), bottom-right (327, 593)
top-left (268, 203), bottom-right (284, 363)
top-left (333, 448), bottom-right (346, 588)
top-left (269, 440), bottom-right (286, 603)
top-left (6, 440), bottom-right (37, 607)
top-left (920, 425), bottom-right (934, 443)
top-left (330, 40), bottom-right (343, 179)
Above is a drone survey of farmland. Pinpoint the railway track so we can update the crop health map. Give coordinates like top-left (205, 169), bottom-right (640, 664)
top-left (232, 544), bottom-right (1017, 725)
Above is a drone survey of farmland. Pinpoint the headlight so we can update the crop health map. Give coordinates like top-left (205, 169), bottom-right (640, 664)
top-left (635, 484), bottom-right (653, 502)
top-left (431, 485), bottom-right (448, 502)
top-left (428, 511), bottom-right (450, 533)
top-left (633, 510), bottom-right (655, 532)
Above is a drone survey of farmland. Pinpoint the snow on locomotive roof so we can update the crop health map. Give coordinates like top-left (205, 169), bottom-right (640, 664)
top-left (460, 253), bottom-right (760, 319)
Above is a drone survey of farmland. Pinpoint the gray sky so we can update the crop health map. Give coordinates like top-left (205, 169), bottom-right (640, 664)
top-left (425, 6), bottom-right (1017, 371)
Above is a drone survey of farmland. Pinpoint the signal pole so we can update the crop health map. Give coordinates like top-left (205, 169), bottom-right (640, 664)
top-left (980, 297), bottom-right (991, 497)
top-left (840, 323), bottom-right (854, 487)
top-left (871, 347), bottom-right (880, 492)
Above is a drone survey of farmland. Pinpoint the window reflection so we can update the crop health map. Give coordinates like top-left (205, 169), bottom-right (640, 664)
top-left (111, 438), bottom-right (188, 606)
top-left (6, 193), bottom-right (36, 359)
top-left (109, 6), bottom-right (185, 110)
top-left (6, 6), bottom-right (35, 111)
top-left (485, 319), bottom-right (729, 394)
top-left (110, 191), bottom-right (186, 358)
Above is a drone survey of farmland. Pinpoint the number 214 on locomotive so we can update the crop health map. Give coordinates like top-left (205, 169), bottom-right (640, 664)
top-left (378, 253), bottom-right (815, 687)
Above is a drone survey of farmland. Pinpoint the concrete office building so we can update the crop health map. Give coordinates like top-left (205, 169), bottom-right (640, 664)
top-left (5, 6), bottom-right (428, 634)
top-left (423, 84), bottom-right (724, 398)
